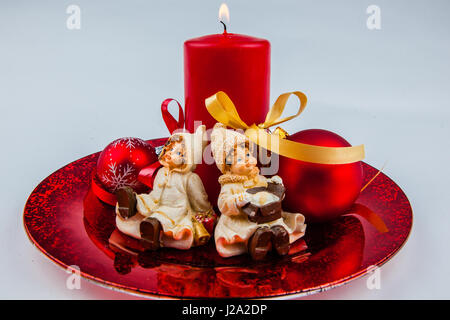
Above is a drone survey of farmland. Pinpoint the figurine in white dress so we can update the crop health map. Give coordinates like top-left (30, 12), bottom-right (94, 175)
top-left (115, 126), bottom-right (213, 250)
top-left (211, 123), bottom-right (306, 260)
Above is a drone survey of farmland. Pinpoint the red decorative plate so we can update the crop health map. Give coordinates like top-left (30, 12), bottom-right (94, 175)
top-left (23, 138), bottom-right (412, 299)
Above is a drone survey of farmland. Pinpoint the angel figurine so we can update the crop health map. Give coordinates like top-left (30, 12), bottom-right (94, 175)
top-left (115, 125), bottom-right (214, 250)
top-left (211, 123), bottom-right (306, 261)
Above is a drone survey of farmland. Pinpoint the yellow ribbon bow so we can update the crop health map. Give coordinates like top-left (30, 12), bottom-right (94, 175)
top-left (205, 91), bottom-right (365, 164)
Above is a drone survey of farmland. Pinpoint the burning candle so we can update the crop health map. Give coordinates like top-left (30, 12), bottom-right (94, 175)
top-left (184, 3), bottom-right (271, 132)
top-left (183, 4), bottom-right (271, 204)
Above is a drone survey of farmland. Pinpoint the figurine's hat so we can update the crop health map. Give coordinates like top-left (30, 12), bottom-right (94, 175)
top-left (210, 123), bottom-right (248, 174)
top-left (160, 125), bottom-right (206, 173)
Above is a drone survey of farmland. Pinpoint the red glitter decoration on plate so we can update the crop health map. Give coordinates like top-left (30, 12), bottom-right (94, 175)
top-left (23, 138), bottom-right (412, 299)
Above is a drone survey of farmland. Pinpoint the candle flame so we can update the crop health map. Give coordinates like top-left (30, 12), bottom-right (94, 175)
top-left (218, 3), bottom-right (230, 23)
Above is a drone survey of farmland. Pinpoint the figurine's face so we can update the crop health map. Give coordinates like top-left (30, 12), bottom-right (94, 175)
top-left (229, 146), bottom-right (257, 176)
top-left (162, 141), bottom-right (186, 169)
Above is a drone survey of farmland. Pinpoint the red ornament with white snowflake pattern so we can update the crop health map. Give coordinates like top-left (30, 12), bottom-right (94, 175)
top-left (97, 137), bottom-right (158, 194)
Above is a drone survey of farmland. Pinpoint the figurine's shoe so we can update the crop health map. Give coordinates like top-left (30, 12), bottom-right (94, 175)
top-left (248, 227), bottom-right (272, 261)
top-left (271, 225), bottom-right (290, 256)
top-left (140, 217), bottom-right (162, 251)
top-left (116, 187), bottom-right (137, 219)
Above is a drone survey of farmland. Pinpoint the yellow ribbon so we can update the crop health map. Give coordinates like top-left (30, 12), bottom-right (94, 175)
top-left (205, 91), bottom-right (365, 164)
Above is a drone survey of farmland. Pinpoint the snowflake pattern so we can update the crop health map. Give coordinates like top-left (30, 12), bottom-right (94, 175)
top-left (99, 162), bottom-right (141, 192)
top-left (111, 137), bottom-right (145, 151)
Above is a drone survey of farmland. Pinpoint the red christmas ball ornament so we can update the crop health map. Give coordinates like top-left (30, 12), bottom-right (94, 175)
top-left (97, 138), bottom-right (158, 194)
top-left (277, 129), bottom-right (363, 222)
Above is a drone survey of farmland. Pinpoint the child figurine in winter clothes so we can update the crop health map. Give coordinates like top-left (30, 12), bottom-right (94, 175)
top-left (211, 123), bottom-right (306, 260)
top-left (115, 126), bottom-right (213, 250)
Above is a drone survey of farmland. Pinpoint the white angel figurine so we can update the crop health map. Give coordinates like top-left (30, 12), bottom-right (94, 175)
top-left (211, 123), bottom-right (306, 260)
top-left (115, 126), bottom-right (213, 250)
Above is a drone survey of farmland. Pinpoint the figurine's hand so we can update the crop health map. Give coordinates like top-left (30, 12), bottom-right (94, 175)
top-left (267, 175), bottom-right (283, 185)
top-left (235, 192), bottom-right (252, 208)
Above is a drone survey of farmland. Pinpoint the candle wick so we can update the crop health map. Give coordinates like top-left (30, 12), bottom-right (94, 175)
top-left (219, 20), bottom-right (227, 34)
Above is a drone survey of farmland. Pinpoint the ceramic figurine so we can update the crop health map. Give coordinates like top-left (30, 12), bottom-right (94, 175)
top-left (211, 123), bottom-right (306, 260)
top-left (115, 126), bottom-right (213, 250)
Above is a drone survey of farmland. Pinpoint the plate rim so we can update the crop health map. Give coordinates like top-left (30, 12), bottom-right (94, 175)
top-left (23, 149), bottom-right (413, 299)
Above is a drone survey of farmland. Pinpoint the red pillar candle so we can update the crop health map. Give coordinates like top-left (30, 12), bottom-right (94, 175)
top-left (184, 32), bottom-right (271, 131)
top-left (183, 30), bottom-right (270, 205)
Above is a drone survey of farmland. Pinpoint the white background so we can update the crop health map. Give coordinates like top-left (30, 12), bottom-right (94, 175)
top-left (1, 0), bottom-right (449, 299)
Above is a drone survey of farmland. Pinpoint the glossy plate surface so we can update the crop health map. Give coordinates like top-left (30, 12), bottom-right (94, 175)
top-left (23, 138), bottom-right (412, 299)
